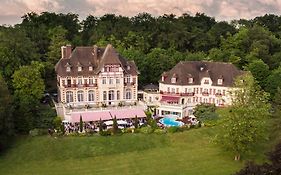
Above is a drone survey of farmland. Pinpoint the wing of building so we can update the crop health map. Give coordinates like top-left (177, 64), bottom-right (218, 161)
top-left (157, 61), bottom-right (245, 118)
top-left (55, 44), bottom-right (145, 122)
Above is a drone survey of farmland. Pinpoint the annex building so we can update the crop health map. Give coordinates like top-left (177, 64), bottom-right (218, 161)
top-left (156, 61), bottom-right (244, 118)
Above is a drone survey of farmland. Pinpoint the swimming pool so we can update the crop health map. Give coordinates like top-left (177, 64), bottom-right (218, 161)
top-left (159, 115), bottom-right (184, 127)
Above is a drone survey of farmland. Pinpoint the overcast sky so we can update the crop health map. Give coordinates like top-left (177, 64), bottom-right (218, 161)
top-left (1, 0), bottom-right (281, 25)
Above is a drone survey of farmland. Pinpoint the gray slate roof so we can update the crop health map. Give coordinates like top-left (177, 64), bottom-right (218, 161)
top-left (160, 61), bottom-right (245, 87)
top-left (55, 44), bottom-right (139, 77)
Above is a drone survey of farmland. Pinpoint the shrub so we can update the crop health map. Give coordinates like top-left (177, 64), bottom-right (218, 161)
top-left (167, 126), bottom-right (182, 133)
top-left (99, 130), bottom-right (111, 136)
top-left (139, 126), bottom-right (154, 134)
top-left (53, 116), bottom-right (62, 131)
top-left (181, 125), bottom-right (191, 131)
top-left (123, 128), bottom-right (134, 133)
top-left (29, 128), bottom-right (48, 136)
top-left (154, 128), bottom-right (166, 134)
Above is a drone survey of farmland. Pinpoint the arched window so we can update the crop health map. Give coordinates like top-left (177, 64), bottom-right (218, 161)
top-left (126, 89), bottom-right (131, 99)
top-left (109, 90), bottom-right (114, 100)
top-left (66, 91), bottom-right (73, 103)
top-left (88, 90), bottom-right (94, 101)
top-left (77, 91), bottom-right (84, 102)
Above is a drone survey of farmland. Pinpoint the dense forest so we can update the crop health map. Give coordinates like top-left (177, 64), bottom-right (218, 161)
top-left (1, 12), bottom-right (281, 150)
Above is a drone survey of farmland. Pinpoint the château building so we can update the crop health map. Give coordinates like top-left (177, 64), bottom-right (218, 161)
top-left (55, 44), bottom-right (146, 123)
top-left (55, 44), bottom-right (139, 107)
top-left (157, 61), bottom-right (244, 118)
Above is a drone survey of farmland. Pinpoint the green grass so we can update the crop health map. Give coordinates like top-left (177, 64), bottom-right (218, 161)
top-left (0, 127), bottom-right (270, 175)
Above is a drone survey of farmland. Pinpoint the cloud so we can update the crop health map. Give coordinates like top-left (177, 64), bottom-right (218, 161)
top-left (1, 0), bottom-right (281, 25)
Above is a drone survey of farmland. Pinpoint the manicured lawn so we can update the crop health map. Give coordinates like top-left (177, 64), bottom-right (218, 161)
top-left (0, 127), bottom-right (267, 175)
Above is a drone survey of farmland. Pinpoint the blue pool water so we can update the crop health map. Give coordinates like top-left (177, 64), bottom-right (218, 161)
top-left (159, 115), bottom-right (184, 127)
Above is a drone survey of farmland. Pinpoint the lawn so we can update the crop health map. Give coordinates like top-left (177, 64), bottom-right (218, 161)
top-left (0, 127), bottom-right (269, 175)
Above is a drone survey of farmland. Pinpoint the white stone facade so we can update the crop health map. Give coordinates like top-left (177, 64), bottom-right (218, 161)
top-left (57, 68), bottom-right (138, 107)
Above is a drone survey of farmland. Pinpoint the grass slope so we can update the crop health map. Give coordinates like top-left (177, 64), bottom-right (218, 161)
top-left (0, 128), bottom-right (265, 175)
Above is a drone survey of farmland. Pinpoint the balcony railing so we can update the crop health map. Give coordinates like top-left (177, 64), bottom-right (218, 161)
top-left (215, 93), bottom-right (222, 97)
top-left (63, 83), bottom-right (97, 88)
top-left (125, 82), bottom-right (136, 86)
top-left (202, 92), bottom-right (209, 96)
top-left (159, 91), bottom-right (195, 96)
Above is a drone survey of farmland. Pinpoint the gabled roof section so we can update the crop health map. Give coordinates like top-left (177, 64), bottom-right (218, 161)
top-left (160, 61), bottom-right (245, 87)
top-left (55, 44), bottom-right (139, 77)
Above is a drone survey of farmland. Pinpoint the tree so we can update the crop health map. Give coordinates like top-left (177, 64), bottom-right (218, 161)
top-left (218, 73), bottom-right (270, 160)
top-left (112, 116), bottom-right (118, 134)
top-left (47, 26), bottom-right (69, 65)
top-left (265, 66), bottom-right (281, 98)
top-left (193, 103), bottom-right (218, 123)
top-left (247, 59), bottom-right (270, 89)
top-left (79, 115), bottom-right (83, 133)
top-left (134, 115), bottom-right (139, 129)
top-left (273, 87), bottom-right (281, 118)
top-left (0, 74), bottom-right (14, 151)
top-left (99, 118), bottom-right (103, 133)
top-left (0, 27), bottom-right (39, 86)
top-left (13, 62), bottom-right (45, 133)
top-left (236, 141), bottom-right (281, 174)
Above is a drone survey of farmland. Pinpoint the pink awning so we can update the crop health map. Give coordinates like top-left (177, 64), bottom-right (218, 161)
top-left (160, 95), bottom-right (179, 102)
top-left (70, 108), bottom-right (146, 123)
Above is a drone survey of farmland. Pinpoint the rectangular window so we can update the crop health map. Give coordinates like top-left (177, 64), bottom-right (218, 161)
top-left (89, 78), bottom-right (93, 85)
top-left (103, 91), bottom-right (107, 100)
top-left (78, 78), bottom-right (82, 85)
top-left (167, 87), bottom-right (170, 92)
top-left (117, 91), bottom-right (120, 100)
top-left (109, 77), bottom-right (113, 84)
top-left (126, 76), bottom-right (130, 83)
top-left (116, 78), bottom-right (120, 84)
top-left (102, 77), bottom-right (106, 84)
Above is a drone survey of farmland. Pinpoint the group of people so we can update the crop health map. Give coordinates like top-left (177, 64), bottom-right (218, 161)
top-left (63, 122), bottom-right (97, 134)
top-left (61, 118), bottom-right (147, 134)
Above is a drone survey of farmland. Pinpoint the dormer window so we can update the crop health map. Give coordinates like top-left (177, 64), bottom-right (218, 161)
top-left (65, 62), bottom-right (71, 72)
top-left (66, 67), bottom-right (71, 72)
top-left (204, 79), bottom-right (209, 84)
top-left (78, 66), bottom-right (82, 72)
top-left (188, 78), bottom-right (193, 84)
top-left (171, 77), bottom-right (176, 83)
top-left (89, 66), bottom-right (93, 71)
top-left (77, 62), bottom-right (82, 72)
top-left (127, 65), bottom-right (130, 70)
top-left (218, 78), bottom-right (223, 85)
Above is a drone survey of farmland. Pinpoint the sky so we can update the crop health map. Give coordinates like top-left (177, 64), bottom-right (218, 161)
top-left (1, 0), bottom-right (281, 25)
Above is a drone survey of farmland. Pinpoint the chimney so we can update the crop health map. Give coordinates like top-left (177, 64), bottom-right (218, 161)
top-left (61, 45), bottom-right (72, 59)
top-left (93, 45), bottom-right (98, 64)
top-left (61, 46), bottom-right (66, 59)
